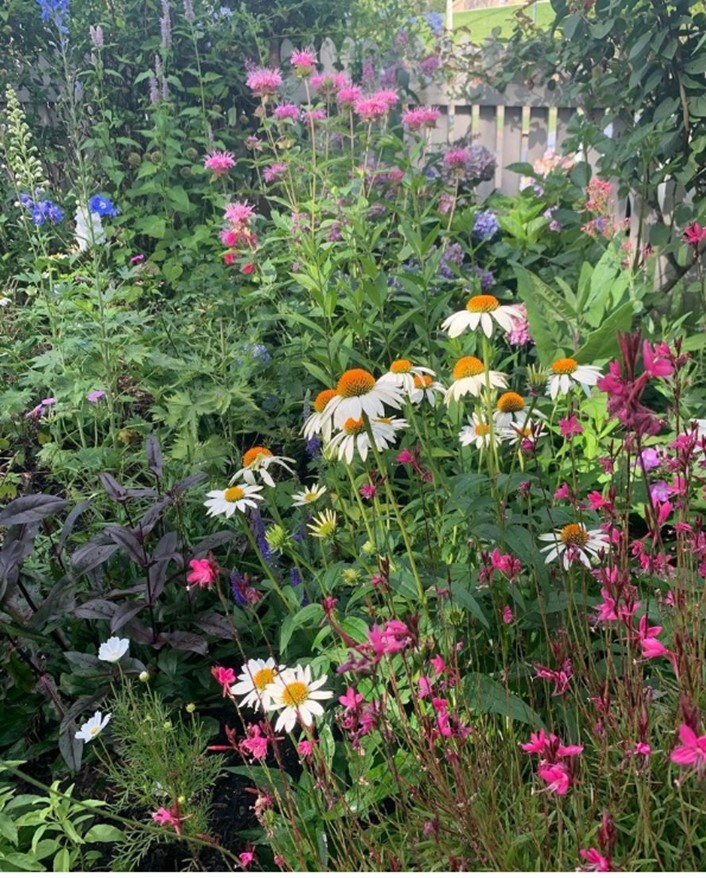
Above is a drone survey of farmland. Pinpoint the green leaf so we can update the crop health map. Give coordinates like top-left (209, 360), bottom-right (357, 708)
top-left (53, 849), bottom-right (71, 872)
top-left (84, 824), bottom-right (125, 843)
top-left (574, 300), bottom-right (636, 363)
top-left (0, 813), bottom-right (18, 845)
top-left (464, 673), bottom-right (541, 727)
top-left (136, 216), bottom-right (166, 239)
top-left (279, 604), bottom-right (324, 653)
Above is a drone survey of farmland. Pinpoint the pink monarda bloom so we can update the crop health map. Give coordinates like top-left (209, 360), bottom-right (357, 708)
top-left (578, 848), bottom-right (614, 872)
top-left (310, 72), bottom-right (349, 96)
top-left (223, 200), bottom-right (255, 229)
top-left (263, 163), bottom-right (288, 184)
top-left (336, 85), bottom-right (362, 108)
top-left (186, 557), bottom-right (219, 590)
top-left (203, 150), bottom-right (235, 176)
top-left (354, 90), bottom-right (399, 122)
top-left (246, 67), bottom-right (282, 97)
top-left (290, 48), bottom-right (317, 76)
top-left (443, 146), bottom-right (470, 171)
top-left (303, 108), bottom-right (327, 123)
top-left (273, 103), bottom-right (300, 121)
top-left (670, 724), bottom-right (706, 771)
top-left (402, 106), bottom-right (440, 131)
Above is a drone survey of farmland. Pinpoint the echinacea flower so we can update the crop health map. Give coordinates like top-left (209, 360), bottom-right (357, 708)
top-left (232, 446), bottom-right (295, 488)
top-left (444, 356), bottom-right (507, 404)
top-left (494, 391), bottom-right (530, 428)
top-left (204, 150), bottom-right (236, 176)
top-left (322, 368), bottom-right (404, 431)
top-left (267, 665), bottom-right (333, 732)
top-left (441, 295), bottom-right (524, 339)
top-left (459, 414), bottom-right (505, 450)
top-left (204, 484), bottom-right (264, 518)
top-left (409, 373), bottom-right (446, 405)
top-left (379, 359), bottom-right (436, 395)
top-left (291, 483), bottom-right (327, 506)
top-left (230, 658), bottom-right (282, 710)
top-left (303, 388), bottom-right (338, 441)
top-left (546, 357), bottom-right (602, 399)
top-left (538, 524), bottom-right (609, 569)
top-left (75, 710), bottom-right (111, 742)
top-left (325, 416), bottom-right (407, 464)
top-left (307, 509), bottom-right (338, 539)
top-left (98, 636), bottom-right (130, 662)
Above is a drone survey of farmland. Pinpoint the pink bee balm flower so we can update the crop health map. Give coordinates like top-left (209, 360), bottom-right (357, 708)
top-left (203, 150), bottom-right (235, 176)
top-left (186, 557), bottom-right (219, 590)
top-left (670, 724), bottom-right (706, 770)
top-left (211, 665), bottom-right (236, 697)
top-left (578, 848), bottom-right (614, 872)
top-left (223, 200), bottom-right (255, 228)
top-left (336, 85), bottom-right (362, 107)
top-left (560, 414), bottom-right (583, 438)
top-left (246, 67), bottom-right (282, 97)
top-left (273, 103), bottom-right (300, 121)
top-left (297, 739), bottom-right (314, 757)
top-left (353, 91), bottom-right (397, 121)
top-left (302, 108), bottom-right (327, 123)
top-left (402, 106), bottom-right (441, 131)
top-left (310, 72), bottom-right (349, 95)
top-left (290, 49), bottom-right (317, 76)
top-left (537, 762), bottom-right (571, 795)
top-left (443, 147), bottom-right (470, 171)
top-left (263, 163), bottom-right (288, 184)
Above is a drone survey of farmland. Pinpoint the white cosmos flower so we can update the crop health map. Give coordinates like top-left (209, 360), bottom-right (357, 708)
top-left (229, 658), bottom-right (282, 711)
top-left (444, 356), bottom-right (507, 404)
top-left (441, 294), bottom-right (524, 339)
top-left (379, 359), bottom-right (436, 396)
top-left (204, 483), bottom-right (264, 518)
top-left (538, 524), bottom-right (610, 569)
top-left (98, 636), bottom-right (130, 663)
top-left (322, 368), bottom-right (404, 431)
top-left (291, 483), bottom-right (327, 506)
top-left (75, 710), bottom-right (111, 742)
top-left (267, 665), bottom-right (333, 733)
top-left (231, 446), bottom-right (295, 488)
top-left (459, 414), bottom-right (506, 450)
top-left (325, 416), bottom-right (407, 464)
top-left (546, 357), bottom-right (602, 399)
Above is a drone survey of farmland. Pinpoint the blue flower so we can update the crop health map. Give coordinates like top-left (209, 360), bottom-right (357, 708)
top-left (27, 198), bottom-right (64, 226)
top-left (424, 11), bottom-right (444, 36)
top-left (36, 0), bottom-right (69, 34)
top-left (473, 210), bottom-right (499, 240)
top-left (88, 194), bottom-right (120, 217)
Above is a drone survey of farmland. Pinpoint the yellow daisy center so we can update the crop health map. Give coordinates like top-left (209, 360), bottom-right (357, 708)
top-left (337, 369), bottom-right (376, 398)
top-left (281, 680), bottom-right (310, 707)
top-left (304, 490), bottom-right (319, 502)
top-left (453, 356), bottom-right (485, 380)
top-left (390, 358), bottom-right (413, 373)
top-left (560, 523), bottom-right (588, 547)
top-left (551, 357), bottom-right (578, 375)
top-left (224, 486), bottom-right (245, 502)
top-left (497, 392), bottom-right (525, 413)
top-left (475, 422), bottom-right (491, 436)
top-left (466, 294), bottom-right (499, 313)
top-left (414, 375), bottom-right (433, 389)
top-left (314, 389), bottom-right (337, 412)
top-left (343, 417), bottom-right (365, 435)
top-left (243, 446), bottom-right (273, 468)
top-left (252, 667), bottom-right (275, 690)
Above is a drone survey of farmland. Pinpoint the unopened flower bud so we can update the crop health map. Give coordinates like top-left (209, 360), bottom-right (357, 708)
top-left (139, 670), bottom-right (150, 683)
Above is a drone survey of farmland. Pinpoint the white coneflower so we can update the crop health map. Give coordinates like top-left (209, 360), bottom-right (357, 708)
top-left (204, 484), bottom-right (264, 518)
top-left (325, 416), bottom-right (407, 464)
top-left (459, 413), bottom-right (506, 450)
top-left (441, 294), bottom-right (524, 339)
top-left (494, 391), bottom-right (531, 429)
top-left (409, 373), bottom-right (446, 405)
top-left (538, 523), bottom-right (610, 569)
top-left (231, 446), bottom-right (295, 488)
top-left (303, 389), bottom-right (338, 442)
top-left (444, 356), bottom-right (507, 404)
top-left (307, 509), bottom-right (338, 539)
top-left (379, 359), bottom-right (436, 396)
top-left (267, 665), bottom-right (332, 732)
top-left (546, 357), bottom-right (602, 399)
top-left (322, 368), bottom-right (404, 431)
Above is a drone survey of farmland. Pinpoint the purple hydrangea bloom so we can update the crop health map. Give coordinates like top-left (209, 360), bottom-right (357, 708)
top-left (473, 209), bottom-right (499, 240)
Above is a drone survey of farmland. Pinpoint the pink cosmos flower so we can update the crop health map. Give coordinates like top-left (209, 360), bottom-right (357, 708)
top-left (670, 724), bottom-right (706, 770)
top-left (273, 103), bottom-right (300, 121)
top-left (290, 48), bottom-right (317, 76)
top-left (246, 67), bottom-right (282, 97)
top-left (203, 150), bottom-right (235, 176)
top-left (223, 200), bottom-right (255, 228)
top-left (578, 848), bottom-right (614, 872)
top-left (211, 665), bottom-right (236, 697)
top-left (263, 163), bottom-right (288, 184)
top-left (186, 557), bottom-right (219, 590)
top-left (537, 762), bottom-right (571, 795)
top-left (402, 106), bottom-right (441, 131)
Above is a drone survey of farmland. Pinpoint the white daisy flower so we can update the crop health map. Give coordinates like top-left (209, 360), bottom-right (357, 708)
top-left (379, 359), bottom-right (436, 396)
top-left (322, 368), bottom-right (404, 431)
top-left (444, 356), bottom-right (507, 404)
top-left (409, 373), bottom-right (446, 405)
top-left (229, 658), bottom-right (282, 711)
top-left (441, 294), bottom-right (524, 339)
top-left (291, 483), bottom-right (327, 506)
top-left (231, 446), bottom-right (295, 488)
top-left (204, 483), bottom-right (264, 518)
top-left (546, 357), bottom-right (602, 399)
top-left (303, 389), bottom-right (338, 442)
top-left (459, 413), bottom-right (506, 450)
top-left (98, 636), bottom-right (130, 663)
top-left (325, 416), bottom-right (407, 464)
top-left (494, 391), bottom-right (531, 429)
top-left (538, 524), bottom-right (610, 570)
top-left (75, 710), bottom-right (111, 743)
top-left (267, 665), bottom-right (333, 733)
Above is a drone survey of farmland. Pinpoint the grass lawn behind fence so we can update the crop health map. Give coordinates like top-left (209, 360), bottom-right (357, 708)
top-left (454, 2), bottom-right (553, 40)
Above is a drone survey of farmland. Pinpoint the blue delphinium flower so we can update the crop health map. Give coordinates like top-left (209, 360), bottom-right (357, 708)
top-left (36, 0), bottom-right (69, 33)
top-left (473, 209), bottom-right (500, 240)
top-left (88, 194), bottom-right (120, 217)
top-left (26, 197), bottom-right (64, 226)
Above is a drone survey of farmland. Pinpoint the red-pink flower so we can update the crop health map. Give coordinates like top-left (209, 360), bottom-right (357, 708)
top-left (642, 340), bottom-right (674, 379)
top-left (203, 150), bottom-right (235, 176)
top-left (443, 147), bottom-right (470, 171)
top-left (537, 762), bottom-right (571, 795)
top-left (239, 723), bottom-right (270, 761)
top-left (239, 850), bottom-right (256, 868)
top-left (336, 85), bottom-right (362, 107)
top-left (290, 48), bottom-right (317, 76)
top-left (297, 739), bottom-right (314, 758)
top-left (211, 665), bottom-right (236, 697)
top-left (637, 615), bottom-right (671, 660)
top-left (402, 106), bottom-right (441, 131)
top-left (502, 605), bottom-right (513, 624)
top-left (186, 557), bottom-right (219, 590)
top-left (302, 108), bottom-right (327, 123)
top-left (246, 67), bottom-right (282, 97)
top-left (559, 414), bottom-right (583, 439)
top-left (683, 222), bottom-right (706, 247)
top-left (578, 848), bottom-right (614, 872)
top-left (152, 805), bottom-right (187, 835)
top-left (520, 728), bottom-right (558, 755)
top-left (310, 72), bottom-right (350, 95)
top-left (338, 686), bottom-right (364, 710)
top-left (670, 724), bottom-right (706, 770)
top-left (263, 163), bottom-right (288, 184)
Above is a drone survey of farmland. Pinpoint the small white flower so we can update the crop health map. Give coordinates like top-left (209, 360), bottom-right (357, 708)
top-left (75, 205), bottom-right (105, 252)
top-left (322, 368), bottom-right (404, 432)
top-left (379, 359), bottom-right (436, 396)
top-left (0, 296), bottom-right (11, 308)
top-left (204, 483), bottom-right (264, 518)
top-left (229, 658), bottom-right (282, 711)
top-left (231, 446), bottom-right (295, 489)
top-left (546, 357), bottom-right (602, 399)
top-left (459, 413), bottom-right (506, 450)
top-left (75, 710), bottom-right (111, 742)
top-left (441, 295), bottom-right (524, 339)
top-left (98, 636), bottom-right (130, 663)
top-left (291, 483), bottom-right (327, 506)
top-left (267, 665), bottom-right (333, 733)
top-left (538, 524), bottom-right (610, 569)
top-left (445, 356), bottom-right (507, 404)
top-left (325, 416), bottom-right (407, 464)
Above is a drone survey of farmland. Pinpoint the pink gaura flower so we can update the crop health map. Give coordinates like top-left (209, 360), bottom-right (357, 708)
top-left (430, 654), bottom-right (446, 675)
top-left (520, 728), bottom-right (558, 755)
top-left (418, 675), bottom-right (434, 698)
top-left (402, 106), bottom-right (441, 131)
top-left (239, 850), bottom-right (256, 868)
top-left (290, 48), bottom-right (317, 76)
top-left (186, 557), bottom-right (219, 590)
top-left (502, 605), bottom-right (513, 624)
top-left (246, 67), bottom-right (282, 97)
top-left (537, 762), bottom-right (571, 795)
top-left (152, 804), bottom-right (187, 835)
top-left (633, 741), bottom-right (652, 758)
top-left (239, 723), bottom-right (270, 761)
top-left (642, 340), bottom-right (674, 379)
top-left (637, 615), bottom-right (671, 661)
top-left (670, 724), bottom-right (706, 770)
top-left (273, 103), bottom-right (300, 121)
top-left (203, 150), bottom-right (235, 176)
top-left (338, 686), bottom-right (364, 711)
top-left (683, 222), bottom-right (706, 247)
top-left (211, 665), bottom-right (236, 697)
top-left (578, 848), bottom-right (614, 872)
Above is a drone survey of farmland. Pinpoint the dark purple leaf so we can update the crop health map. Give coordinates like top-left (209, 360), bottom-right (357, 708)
top-left (124, 620), bottom-right (155, 645)
top-left (161, 631), bottom-right (209, 655)
top-left (168, 472), bottom-right (206, 498)
top-left (57, 500), bottom-right (93, 553)
top-left (104, 525), bottom-right (146, 566)
top-left (71, 540), bottom-right (119, 574)
top-left (74, 599), bottom-right (117, 621)
top-left (152, 531), bottom-right (179, 563)
top-left (99, 473), bottom-right (128, 502)
top-left (139, 497), bottom-right (173, 533)
top-left (0, 494), bottom-right (68, 526)
top-left (146, 434), bottom-right (164, 479)
top-left (31, 574), bottom-right (77, 627)
top-left (195, 612), bottom-right (234, 639)
top-left (110, 601), bottom-right (147, 633)
top-left (59, 726), bottom-right (83, 772)
top-left (64, 651), bottom-right (103, 671)
top-left (193, 530), bottom-right (244, 555)
top-left (123, 487), bottom-right (158, 500)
